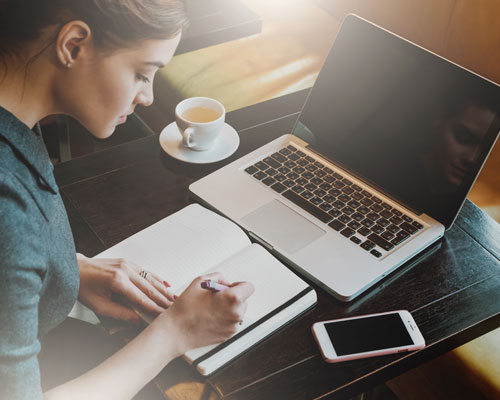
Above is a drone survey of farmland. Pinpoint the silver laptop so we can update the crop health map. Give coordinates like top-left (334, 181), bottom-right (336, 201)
top-left (190, 15), bottom-right (500, 301)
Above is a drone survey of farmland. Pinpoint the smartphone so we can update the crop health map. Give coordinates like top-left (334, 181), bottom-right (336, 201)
top-left (311, 310), bottom-right (425, 363)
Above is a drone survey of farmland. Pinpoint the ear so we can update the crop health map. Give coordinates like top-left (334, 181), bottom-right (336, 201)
top-left (55, 21), bottom-right (92, 68)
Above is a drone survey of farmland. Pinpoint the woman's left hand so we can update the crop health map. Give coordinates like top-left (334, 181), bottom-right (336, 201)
top-left (77, 253), bottom-right (175, 324)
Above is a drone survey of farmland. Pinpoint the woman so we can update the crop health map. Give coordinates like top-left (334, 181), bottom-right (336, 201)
top-left (0, 1), bottom-right (254, 399)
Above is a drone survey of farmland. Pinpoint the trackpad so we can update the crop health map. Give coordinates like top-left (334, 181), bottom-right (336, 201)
top-left (241, 200), bottom-right (326, 254)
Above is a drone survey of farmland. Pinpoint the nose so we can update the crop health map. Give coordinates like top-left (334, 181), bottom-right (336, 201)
top-left (135, 85), bottom-right (154, 107)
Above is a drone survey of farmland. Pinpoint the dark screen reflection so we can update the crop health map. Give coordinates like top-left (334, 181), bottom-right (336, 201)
top-left (296, 16), bottom-right (500, 227)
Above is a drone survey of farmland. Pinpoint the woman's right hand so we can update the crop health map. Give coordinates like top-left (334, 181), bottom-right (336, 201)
top-left (155, 272), bottom-right (254, 356)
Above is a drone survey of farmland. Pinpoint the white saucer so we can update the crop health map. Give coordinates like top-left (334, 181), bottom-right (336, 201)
top-left (159, 122), bottom-right (240, 164)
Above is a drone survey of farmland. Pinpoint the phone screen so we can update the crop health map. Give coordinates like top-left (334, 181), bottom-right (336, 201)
top-left (325, 313), bottom-right (414, 356)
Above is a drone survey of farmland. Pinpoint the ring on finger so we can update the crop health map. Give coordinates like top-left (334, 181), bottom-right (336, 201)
top-left (139, 270), bottom-right (149, 281)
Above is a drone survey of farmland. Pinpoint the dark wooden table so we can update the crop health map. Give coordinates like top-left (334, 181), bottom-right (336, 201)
top-left (54, 89), bottom-right (500, 400)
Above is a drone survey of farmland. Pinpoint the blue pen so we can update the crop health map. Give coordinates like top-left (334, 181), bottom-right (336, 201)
top-left (200, 279), bottom-right (230, 292)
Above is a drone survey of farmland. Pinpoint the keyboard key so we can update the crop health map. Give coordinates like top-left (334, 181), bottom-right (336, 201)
top-left (361, 240), bottom-right (376, 251)
top-left (270, 182), bottom-right (287, 193)
top-left (352, 212), bottom-right (364, 222)
top-left (262, 177), bottom-right (276, 186)
top-left (371, 196), bottom-right (382, 204)
top-left (313, 189), bottom-right (327, 197)
top-left (367, 233), bottom-right (394, 251)
top-left (338, 214), bottom-right (351, 224)
top-left (263, 157), bottom-right (281, 169)
top-left (302, 171), bottom-right (314, 180)
top-left (296, 150), bottom-right (306, 157)
top-left (352, 184), bottom-right (363, 192)
top-left (348, 221), bottom-right (361, 230)
top-left (305, 183), bottom-right (317, 191)
top-left (253, 171), bottom-right (267, 180)
top-left (319, 203), bottom-right (332, 212)
top-left (361, 218), bottom-right (375, 227)
top-left (351, 192), bottom-right (363, 200)
top-left (402, 214), bottom-right (413, 223)
top-left (400, 222), bottom-right (418, 234)
top-left (333, 181), bottom-right (345, 189)
top-left (329, 208), bottom-right (342, 218)
top-left (361, 190), bottom-right (372, 197)
top-left (329, 188), bottom-right (341, 197)
top-left (370, 204), bottom-right (383, 213)
top-left (314, 169), bottom-right (327, 178)
top-left (342, 178), bottom-right (352, 186)
top-left (380, 209), bottom-right (393, 219)
top-left (412, 221), bottom-right (424, 230)
top-left (274, 174), bottom-right (286, 182)
top-left (324, 175), bottom-right (336, 183)
top-left (265, 168), bottom-right (278, 176)
top-left (255, 161), bottom-right (269, 170)
top-left (371, 224), bottom-right (384, 234)
top-left (283, 179), bottom-right (295, 188)
top-left (361, 198), bottom-right (374, 206)
top-left (392, 209), bottom-right (403, 217)
top-left (279, 148), bottom-right (291, 156)
top-left (293, 166), bottom-right (305, 174)
top-left (391, 231), bottom-right (410, 245)
top-left (323, 167), bottom-right (333, 174)
top-left (301, 191), bottom-right (314, 199)
top-left (333, 172), bottom-right (343, 180)
top-left (292, 185), bottom-right (305, 194)
top-left (377, 218), bottom-right (390, 227)
top-left (282, 190), bottom-right (333, 223)
top-left (287, 145), bottom-right (297, 152)
top-left (288, 153), bottom-right (300, 161)
top-left (366, 212), bottom-right (380, 221)
top-left (287, 172), bottom-right (299, 180)
top-left (340, 227), bottom-right (355, 238)
top-left (284, 160), bottom-right (296, 169)
top-left (381, 202), bottom-right (392, 210)
top-left (296, 177), bottom-right (308, 186)
top-left (358, 227), bottom-right (371, 236)
top-left (297, 158), bottom-right (308, 167)
top-left (320, 182), bottom-right (332, 191)
top-left (387, 224), bottom-right (400, 234)
top-left (342, 186), bottom-right (355, 195)
top-left (390, 216), bottom-right (404, 225)
top-left (350, 236), bottom-right (362, 244)
top-left (347, 200), bottom-right (361, 209)
top-left (370, 249), bottom-right (382, 258)
top-left (310, 196), bottom-right (323, 206)
top-left (358, 206), bottom-right (370, 215)
top-left (305, 164), bottom-right (318, 172)
top-left (328, 219), bottom-right (345, 231)
top-left (342, 206), bottom-right (355, 215)
top-left (305, 155), bottom-right (315, 163)
top-left (314, 161), bottom-right (324, 168)
top-left (310, 177), bottom-right (323, 185)
top-left (271, 152), bottom-right (287, 163)
top-left (245, 165), bottom-right (258, 175)
top-left (338, 194), bottom-right (350, 203)
top-left (381, 231), bottom-right (395, 241)
top-left (278, 166), bottom-right (290, 175)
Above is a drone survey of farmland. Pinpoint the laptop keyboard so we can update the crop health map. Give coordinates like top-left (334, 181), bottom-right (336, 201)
top-left (244, 144), bottom-right (424, 258)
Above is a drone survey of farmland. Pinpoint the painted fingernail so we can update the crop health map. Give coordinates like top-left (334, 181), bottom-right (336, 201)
top-left (173, 295), bottom-right (178, 300)
top-left (163, 281), bottom-right (171, 288)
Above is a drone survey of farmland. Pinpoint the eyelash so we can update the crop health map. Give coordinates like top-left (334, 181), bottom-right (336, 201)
top-left (136, 73), bottom-right (150, 83)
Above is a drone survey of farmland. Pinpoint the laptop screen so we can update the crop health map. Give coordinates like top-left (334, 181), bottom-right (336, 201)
top-left (294, 15), bottom-right (500, 228)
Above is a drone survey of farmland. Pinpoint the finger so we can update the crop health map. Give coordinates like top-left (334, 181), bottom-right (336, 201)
top-left (225, 281), bottom-right (255, 301)
top-left (113, 279), bottom-right (166, 315)
top-left (96, 300), bottom-right (142, 325)
top-left (148, 272), bottom-right (176, 302)
top-left (132, 274), bottom-right (174, 309)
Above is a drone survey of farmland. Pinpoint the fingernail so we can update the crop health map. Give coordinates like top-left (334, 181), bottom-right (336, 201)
top-left (173, 295), bottom-right (178, 300)
top-left (163, 281), bottom-right (171, 288)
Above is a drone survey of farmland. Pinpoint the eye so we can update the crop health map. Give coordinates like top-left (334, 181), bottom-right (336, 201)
top-left (136, 73), bottom-right (150, 83)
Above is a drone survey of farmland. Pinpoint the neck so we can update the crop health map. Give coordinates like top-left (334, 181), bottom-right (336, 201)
top-left (0, 54), bottom-right (57, 129)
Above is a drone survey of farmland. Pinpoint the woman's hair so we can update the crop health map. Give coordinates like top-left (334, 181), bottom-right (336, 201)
top-left (0, 0), bottom-right (188, 58)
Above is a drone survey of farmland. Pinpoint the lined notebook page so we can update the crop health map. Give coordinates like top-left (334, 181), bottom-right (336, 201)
top-left (95, 204), bottom-right (250, 291)
top-left (184, 243), bottom-right (309, 361)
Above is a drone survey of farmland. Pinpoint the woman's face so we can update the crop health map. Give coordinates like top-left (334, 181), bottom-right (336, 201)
top-left (55, 33), bottom-right (181, 138)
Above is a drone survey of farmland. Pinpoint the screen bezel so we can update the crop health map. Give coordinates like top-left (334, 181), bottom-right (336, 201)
top-left (312, 310), bottom-right (425, 361)
top-left (293, 14), bottom-right (500, 229)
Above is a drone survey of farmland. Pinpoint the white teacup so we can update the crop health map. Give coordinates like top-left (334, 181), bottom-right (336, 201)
top-left (175, 97), bottom-right (226, 151)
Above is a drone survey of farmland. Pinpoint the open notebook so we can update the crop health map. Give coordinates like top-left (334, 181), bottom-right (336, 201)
top-left (95, 204), bottom-right (317, 375)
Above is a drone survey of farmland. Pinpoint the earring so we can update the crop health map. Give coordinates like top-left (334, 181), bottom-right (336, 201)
top-left (66, 61), bottom-right (73, 68)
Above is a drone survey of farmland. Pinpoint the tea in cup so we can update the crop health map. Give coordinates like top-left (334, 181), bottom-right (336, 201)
top-left (175, 97), bottom-right (225, 151)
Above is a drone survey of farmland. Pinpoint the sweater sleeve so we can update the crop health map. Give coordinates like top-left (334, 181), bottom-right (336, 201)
top-left (0, 172), bottom-right (45, 400)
